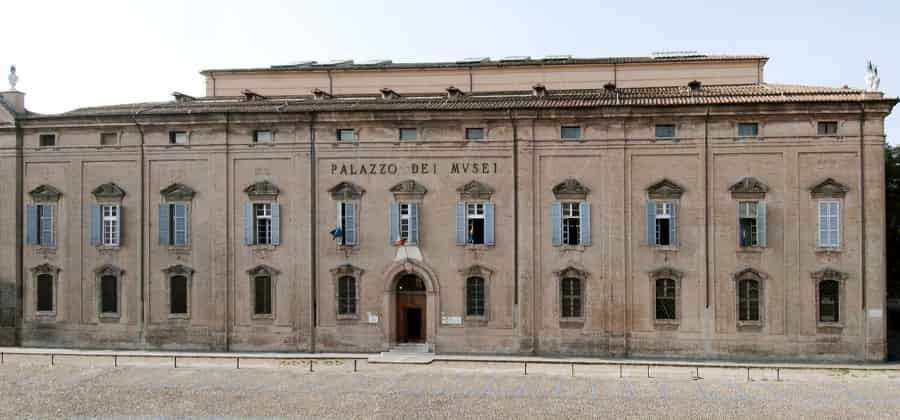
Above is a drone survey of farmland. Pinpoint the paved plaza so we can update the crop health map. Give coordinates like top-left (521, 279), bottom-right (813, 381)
top-left (2, 362), bottom-right (900, 418)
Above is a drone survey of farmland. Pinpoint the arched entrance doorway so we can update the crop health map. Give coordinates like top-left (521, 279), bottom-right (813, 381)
top-left (395, 274), bottom-right (427, 343)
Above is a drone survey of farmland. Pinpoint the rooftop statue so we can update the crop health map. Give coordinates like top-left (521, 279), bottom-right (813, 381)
top-left (865, 61), bottom-right (880, 92)
top-left (8, 65), bottom-right (18, 91)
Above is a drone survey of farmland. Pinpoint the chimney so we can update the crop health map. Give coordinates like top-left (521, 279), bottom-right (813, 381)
top-left (532, 84), bottom-right (547, 98)
top-left (312, 88), bottom-right (332, 100)
top-left (603, 82), bottom-right (616, 92)
top-left (380, 87), bottom-right (400, 100)
top-left (446, 86), bottom-right (464, 99)
top-left (1, 65), bottom-right (26, 114)
top-left (688, 80), bottom-right (702, 92)
top-left (241, 89), bottom-right (267, 102)
top-left (171, 91), bottom-right (195, 103)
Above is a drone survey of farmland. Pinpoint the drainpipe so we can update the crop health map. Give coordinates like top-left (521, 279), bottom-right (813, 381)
top-left (507, 109), bottom-right (519, 321)
top-left (14, 120), bottom-right (23, 346)
top-left (224, 111), bottom-right (231, 351)
top-left (130, 109), bottom-right (147, 346)
top-left (704, 106), bottom-right (711, 308)
top-left (309, 112), bottom-right (318, 353)
top-left (858, 103), bottom-right (867, 311)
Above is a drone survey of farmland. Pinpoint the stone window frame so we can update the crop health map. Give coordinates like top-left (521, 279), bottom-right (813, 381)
top-left (735, 121), bottom-right (761, 138)
top-left (811, 267), bottom-right (848, 329)
top-left (559, 124), bottom-right (583, 141)
top-left (252, 129), bottom-right (275, 144)
top-left (248, 265), bottom-right (279, 321)
top-left (91, 182), bottom-right (126, 250)
top-left (464, 126), bottom-right (486, 141)
top-left (328, 181), bottom-right (366, 248)
top-left (160, 183), bottom-right (195, 250)
top-left (652, 122), bottom-right (677, 139)
top-left (554, 266), bottom-right (589, 325)
top-left (552, 178), bottom-right (591, 249)
top-left (459, 264), bottom-right (494, 323)
top-left (168, 130), bottom-right (191, 145)
top-left (649, 266), bottom-right (683, 328)
top-left (162, 264), bottom-right (194, 320)
top-left (457, 180), bottom-right (495, 249)
top-left (330, 264), bottom-right (363, 321)
top-left (28, 184), bottom-right (63, 250)
top-left (646, 179), bottom-right (684, 250)
top-left (810, 178), bottom-right (849, 252)
top-left (99, 131), bottom-right (121, 146)
top-left (29, 263), bottom-right (61, 319)
top-left (389, 180), bottom-right (427, 246)
top-left (729, 177), bottom-right (769, 250)
top-left (38, 132), bottom-right (59, 148)
top-left (94, 264), bottom-right (124, 322)
top-left (244, 180), bottom-right (280, 248)
top-left (732, 267), bottom-right (767, 330)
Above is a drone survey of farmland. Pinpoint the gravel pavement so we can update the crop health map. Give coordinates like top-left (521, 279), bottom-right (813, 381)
top-left (2, 364), bottom-right (900, 419)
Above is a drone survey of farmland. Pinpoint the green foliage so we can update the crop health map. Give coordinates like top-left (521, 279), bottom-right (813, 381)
top-left (887, 145), bottom-right (900, 297)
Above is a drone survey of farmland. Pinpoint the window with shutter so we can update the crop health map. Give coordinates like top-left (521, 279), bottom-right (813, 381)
top-left (738, 201), bottom-right (760, 247)
top-left (561, 202), bottom-right (581, 246)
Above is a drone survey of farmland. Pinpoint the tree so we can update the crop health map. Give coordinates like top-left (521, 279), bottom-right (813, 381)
top-left (886, 144), bottom-right (900, 297)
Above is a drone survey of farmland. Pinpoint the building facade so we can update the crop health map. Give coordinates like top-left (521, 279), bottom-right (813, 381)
top-left (0, 54), bottom-right (894, 361)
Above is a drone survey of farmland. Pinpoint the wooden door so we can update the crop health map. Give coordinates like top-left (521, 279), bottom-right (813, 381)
top-left (396, 293), bottom-right (426, 343)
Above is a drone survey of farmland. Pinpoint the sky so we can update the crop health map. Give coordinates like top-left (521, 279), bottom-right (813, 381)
top-left (5, 0), bottom-right (899, 143)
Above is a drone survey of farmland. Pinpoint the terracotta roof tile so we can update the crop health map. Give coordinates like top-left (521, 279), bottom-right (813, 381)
top-left (27, 84), bottom-right (896, 120)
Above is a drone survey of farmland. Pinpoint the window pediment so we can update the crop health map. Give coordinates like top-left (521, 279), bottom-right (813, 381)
top-left (30, 263), bottom-right (61, 274)
top-left (647, 179), bottom-right (684, 200)
top-left (244, 180), bottom-right (280, 200)
top-left (328, 181), bottom-right (365, 200)
top-left (390, 180), bottom-right (427, 200)
top-left (810, 178), bottom-right (849, 199)
top-left (733, 267), bottom-right (768, 281)
top-left (729, 177), bottom-right (768, 199)
top-left (330, 263), bottom-right (364, 277)
top-left (92, 182), bottom-right (126, 201)
top-left (162, 264), bottom-right (194, 275)
top-left (649, 266), bottom-right (684, 280)
top-left (29, 184), bottom-right (62, 202)
top-left (459, 264), bottom-right (494, 278)
top-left (554, 265), bottom-right (589, 279)
top-left (811, 267), bottom-right (848, 281)
top-left (161, 183), bottom-right (196, 201)
top-left (94, 264), bottom-right (124, 277)
top-left (552, 178), bottom-right (589, 200)
top-left (247, 264), bottom-right (279, 276)
top-left (458, 180), bottom-right (494, 201)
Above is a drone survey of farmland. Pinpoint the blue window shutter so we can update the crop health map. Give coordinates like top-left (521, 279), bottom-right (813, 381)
top-left (758, 201), bottom-right (767, 247)
top-left (25, 204), bottom-right (37, 245)
top-left (456, 202), bottom-right (466, 245)
top-left (345, 202), bottom-right (357, 245)
top-left (485, 202), bottom-right (495, 246)
top-left (408, 202), bottom-right (419, 245)
top-left (646, 200), bottom-right (656, 246)
top-left (115, 206), bottom-right (122, 246)
top-left (389, 201), bottom-right (399, 244)
top-left (580, 201), bottom-right (591, 246)
top-left (243, 203), bottom-right (254, 245)
top-left (89, 204), bottom-right (101, 246)
top-left (271, 203), bottom-right (281, 246)
top-left (158, 203), bottom-right (170, 245)
top-left (670, 202), bottom-right (678, 247)
top-left (550, 201), bottom-right (562, 246)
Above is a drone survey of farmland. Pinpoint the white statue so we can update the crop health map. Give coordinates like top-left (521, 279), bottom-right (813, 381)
top-left (8, 65), bottom-right (17, 91)
top-left (865, 61), bottom-right (880, 92)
